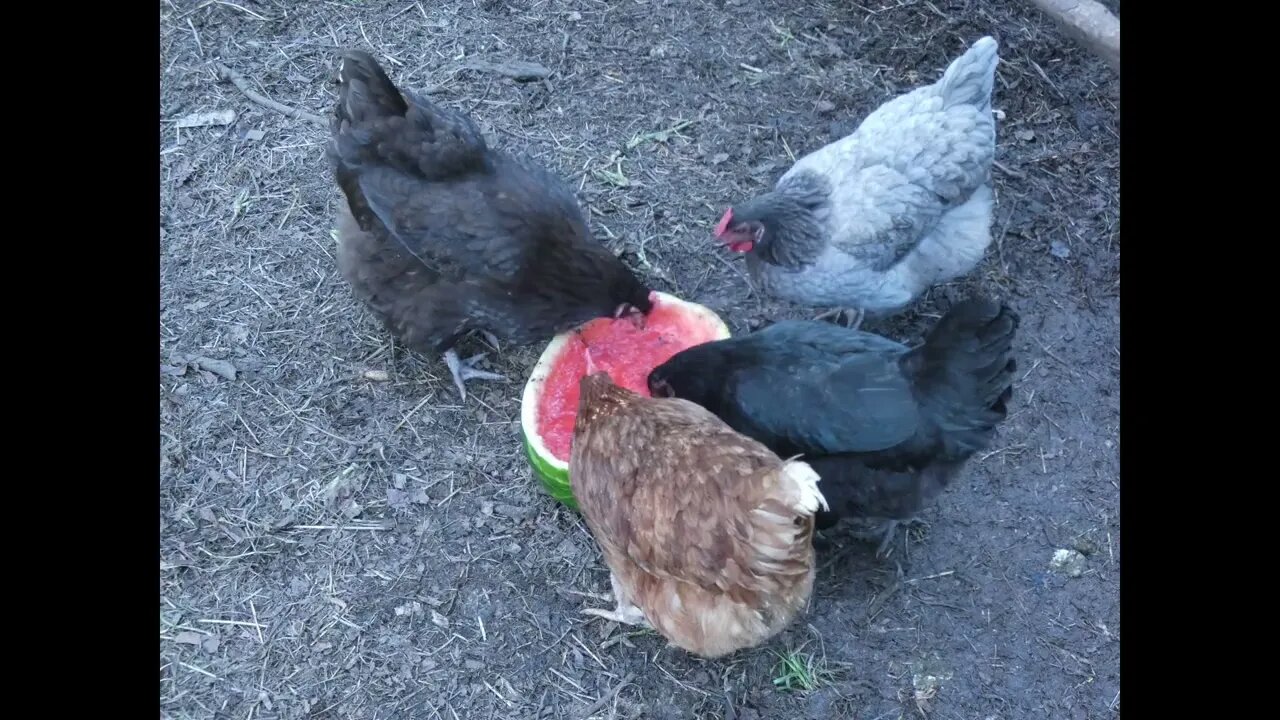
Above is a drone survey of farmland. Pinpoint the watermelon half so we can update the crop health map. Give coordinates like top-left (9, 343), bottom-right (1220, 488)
top-left (520, 291), bottom-right (731, 510)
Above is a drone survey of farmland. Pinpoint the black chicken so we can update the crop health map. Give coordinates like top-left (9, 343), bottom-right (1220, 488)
top-left (647, 296), bottom-right (1019, 557)
top-left (327, 50), bottom-right (653, 398)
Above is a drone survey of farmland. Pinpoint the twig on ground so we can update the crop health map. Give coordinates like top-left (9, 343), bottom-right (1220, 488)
top-left (577, 673), bottom-right (635, 719)
top-left (215, 63), bottom-right (326, 126)
top-left (1026, 0), bottom-right (1120, 72)
top-left (463, 59), bottom-right (554, 81)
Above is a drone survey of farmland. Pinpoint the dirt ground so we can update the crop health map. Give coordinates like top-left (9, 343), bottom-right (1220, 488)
top-left (159, 1), bottom-right (1119, 718)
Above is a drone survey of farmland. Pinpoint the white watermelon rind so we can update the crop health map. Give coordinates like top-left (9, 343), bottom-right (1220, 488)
top-left (519, 291), bottom-right (732, 511)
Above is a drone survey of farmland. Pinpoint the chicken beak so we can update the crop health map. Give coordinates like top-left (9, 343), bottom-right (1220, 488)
top-left (614, 303), bottom-right (646, 330)
top-left (578, 333), bottom-right (600, 375)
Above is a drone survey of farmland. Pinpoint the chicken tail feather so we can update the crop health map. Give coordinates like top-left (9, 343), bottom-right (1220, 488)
top-left (336, 50), bottom-right (409, 125)
top-left (903, 296), bottom-right (1019, 456)
top-left (778, 459), bottom-right (829, 515)
top-left (937, 36), bottom-right (999, 112)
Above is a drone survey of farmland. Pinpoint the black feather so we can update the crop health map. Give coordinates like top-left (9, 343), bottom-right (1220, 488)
top-left (325, 49), bottom-right (653, 358)
top-left (648, 296), bottom-right (1019, 528)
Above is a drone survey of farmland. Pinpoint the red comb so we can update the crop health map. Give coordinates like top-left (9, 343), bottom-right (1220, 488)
top-left (713, 208), bottom-right (733, 237)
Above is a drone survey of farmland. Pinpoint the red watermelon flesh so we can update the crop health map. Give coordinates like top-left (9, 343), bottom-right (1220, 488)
top-left (534, 295), bottom-right (725, 463)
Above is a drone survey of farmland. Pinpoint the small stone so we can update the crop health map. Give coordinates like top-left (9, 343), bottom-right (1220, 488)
top-left (1050, 548), bottom-right (1087, 578)
top-left (387, 488), bottom-right (409, 509)
top-left (192, 356), bottom-right (237, 380)
top-left (394, 601), bottom-right (423, 617)
top-left (494, 503), bottom-right (531, 520)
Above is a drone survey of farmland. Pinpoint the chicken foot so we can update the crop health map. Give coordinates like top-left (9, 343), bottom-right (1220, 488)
top-left (866, 518), bottom-right (928, 559)
top-left (813, 307), bottom-right (865, 330)
top-left (581, 572), bottom-right (651, 628)
top-left (582, 603), bottom-right (649, 626)
top-left (443, 348), bottom-right (505, 401)
top-left (476, 330), bottom-right (502, 352)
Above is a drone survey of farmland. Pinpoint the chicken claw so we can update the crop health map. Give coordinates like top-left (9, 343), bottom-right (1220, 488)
top-left (443, 349), bottom-right (505, 400)
top-left (813, 307), bottom-right (865, 330)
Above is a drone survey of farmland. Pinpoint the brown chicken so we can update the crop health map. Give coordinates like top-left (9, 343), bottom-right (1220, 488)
top-left (327, 50), bottom-right (653, 399)
top-left (570, 371), bottom-right (829, 659)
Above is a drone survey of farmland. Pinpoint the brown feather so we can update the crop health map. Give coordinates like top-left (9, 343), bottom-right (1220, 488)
top-left (571, 373), bottom-right (828, 658)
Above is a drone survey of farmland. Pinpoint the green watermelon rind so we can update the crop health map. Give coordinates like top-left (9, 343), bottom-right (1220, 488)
top-left (521, 425), bottom-right (577, 510)
top-left (519, 291), bottom-right (731, 511)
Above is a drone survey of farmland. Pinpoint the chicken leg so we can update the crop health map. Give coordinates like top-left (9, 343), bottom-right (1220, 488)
top-left (874, 520), bottom-right (901, 558)
top-left (813, 307), bottom-right (865, 330)
top-left (443, 349), bottom-right (505, 400)
top-left (581, 571), bottom-right (650, 628)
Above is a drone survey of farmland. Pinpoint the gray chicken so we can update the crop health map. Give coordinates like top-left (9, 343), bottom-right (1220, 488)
top-left (713, 37), bottom-right (1002, 329)
top-left (327, 50), bottom-right (653, 398)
